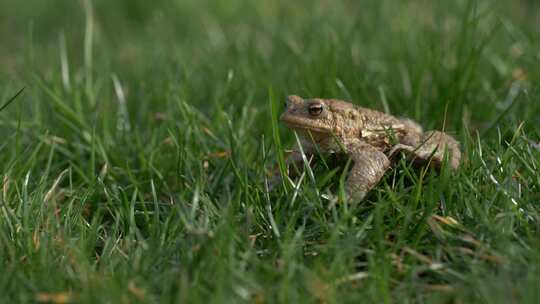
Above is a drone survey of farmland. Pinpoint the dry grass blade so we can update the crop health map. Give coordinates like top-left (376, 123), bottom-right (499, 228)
top-left (35, 292), bottom-right (74, 304)
top-left (44, 170), bottom-right (69, 204)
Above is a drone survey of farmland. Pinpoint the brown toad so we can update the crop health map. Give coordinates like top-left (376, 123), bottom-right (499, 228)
top-left (276, 95), bottom-right (461, 201)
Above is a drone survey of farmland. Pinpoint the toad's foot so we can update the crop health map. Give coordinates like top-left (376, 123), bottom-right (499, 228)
top-left (389, 131), bottom-right (461, 170)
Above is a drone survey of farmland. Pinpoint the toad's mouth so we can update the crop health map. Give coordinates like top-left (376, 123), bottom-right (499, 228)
top-left (280, 113), bottom-right (332, 134)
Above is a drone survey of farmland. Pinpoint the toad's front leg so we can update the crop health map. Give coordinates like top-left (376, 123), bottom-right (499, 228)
top-left (268, 145), bottom-right (315, 191)
top-left (344, 139), bottom-right (390, 201)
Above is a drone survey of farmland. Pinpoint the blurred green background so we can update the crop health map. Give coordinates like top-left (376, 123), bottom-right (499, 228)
top-left (2, 0), bottom-right (539, 131)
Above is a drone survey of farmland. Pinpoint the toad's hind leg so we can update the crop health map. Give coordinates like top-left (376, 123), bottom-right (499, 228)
top-left (344, 139), bottom-right (390, 201)
top-left (390, 131), bottom-right (461, 170)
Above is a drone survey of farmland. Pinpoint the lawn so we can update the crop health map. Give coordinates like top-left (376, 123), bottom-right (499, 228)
top-left (1, 0), bottom-right (540, 303)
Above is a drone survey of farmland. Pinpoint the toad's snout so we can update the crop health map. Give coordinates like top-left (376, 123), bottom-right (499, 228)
top-left (279, 112), bottom-right (293, 123)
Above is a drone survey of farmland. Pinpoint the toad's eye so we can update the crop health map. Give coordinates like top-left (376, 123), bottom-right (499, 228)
top-left (308, 103), bottom-right (324, 116)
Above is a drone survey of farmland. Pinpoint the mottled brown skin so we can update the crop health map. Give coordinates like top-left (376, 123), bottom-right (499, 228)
top-left (277, 95), bottom-right (461, 201)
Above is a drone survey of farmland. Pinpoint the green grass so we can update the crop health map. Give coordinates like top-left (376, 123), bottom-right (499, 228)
top-left (1, 0), bottom-right (540, 302)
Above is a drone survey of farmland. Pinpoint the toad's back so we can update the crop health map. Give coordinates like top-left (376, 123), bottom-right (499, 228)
top-left (347, 103), bottom-right (424, 151)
